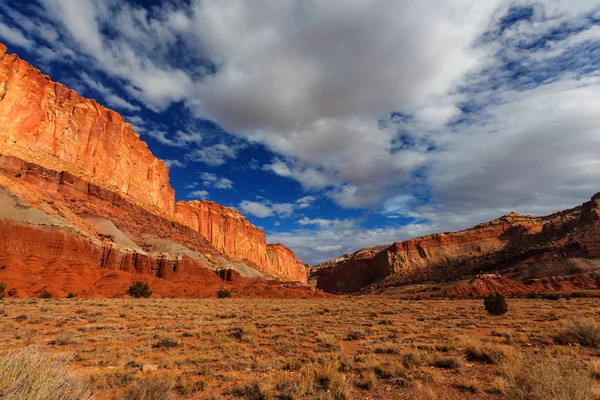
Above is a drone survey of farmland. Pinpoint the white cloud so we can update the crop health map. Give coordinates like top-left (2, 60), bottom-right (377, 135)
top-left (238, 195), bottom-right (315, 219)
top-left (296, 195), bottom-right (316, 209)
top-left (0, 21), bottom-right (34, 49)
top-left (164, 159), bottom-right (184, 168)
top-left (188, 190), bottom-right (209, 199)
top-left (186, 143), bottom-right (242, 166)
top-left (80, 72), bottom-right (140, 112)
top-left (146, 130), bottom-right (203, 148)
top-left (214, 178), bottom-right (233, 189)
top-left (239, 200), bottom-right (273, 218)
top-left (200, 172), bottom-right (234, 189)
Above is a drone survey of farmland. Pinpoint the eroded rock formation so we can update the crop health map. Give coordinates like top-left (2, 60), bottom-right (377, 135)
top-left (313, 196), bottom-right (600, 293)
top-left (0, 43), bottom-right (308, 292)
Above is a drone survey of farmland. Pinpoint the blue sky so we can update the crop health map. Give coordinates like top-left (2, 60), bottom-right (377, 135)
top-left (1, 0), bottom-right (599, 264)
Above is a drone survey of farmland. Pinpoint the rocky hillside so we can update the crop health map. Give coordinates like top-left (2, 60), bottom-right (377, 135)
top-left (0, 43), bottom-right (312, 297)
top-left (312, 194), bottom-right (600, 294)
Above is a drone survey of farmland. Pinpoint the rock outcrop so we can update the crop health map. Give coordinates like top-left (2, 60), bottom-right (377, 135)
top-left (313, 196), bottom-right (600, 293)
top-left (174, 201), bottom-right (308, 283)
top-left (0, 43), bottom-right (307, 289)
top-left (0, 44), bottom-right (174, 215)
top-left (267, 244), bottom-right (307, 283)
top-left (175, 201), bottom-right (269, 267)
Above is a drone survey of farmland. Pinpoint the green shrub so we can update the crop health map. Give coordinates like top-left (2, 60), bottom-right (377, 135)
top-left (7, 288), bottom-right (16, 297)
top-left (0, 282), bottom-right (5, 300)
top-left (526, 292), bottom-right (538, 299)
top-left (127, 282), bottom-right (152, 298)
top-left (483, 293), bottom-right (508, 315)
top-left (66, 293), bottom-right (75, 299)
top-left (39, 291), bottom-right (52, 299)
top-left (217, 289), bottom-right (231, 299)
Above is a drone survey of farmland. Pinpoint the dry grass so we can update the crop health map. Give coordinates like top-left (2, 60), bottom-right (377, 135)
top-left (0, 347), bottom-right (92, 400)
top-left (0, 297), bottom-right (598, 399)
top-left (556, 318), bottom-right (600, 347)
top-left (502, 352), bottom-right (595, 400)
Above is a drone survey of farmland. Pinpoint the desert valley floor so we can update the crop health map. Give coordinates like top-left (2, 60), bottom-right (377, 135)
top-left (1, 295), bottom-right (599, 399)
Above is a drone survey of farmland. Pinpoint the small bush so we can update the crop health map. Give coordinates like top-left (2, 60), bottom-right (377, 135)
top-left (152, 337), bottom-right (178, 349)
top-left (464, 343), bottom-right (512, 365)
top-left (124, 374), bottom-right (174, 400)
top-left (217, 289), bottom-right (231, 298)
top-left (127, 282), bottom-right (152, 298)
top-left (433, 356), bottom-right (464, 371)
top-left (358, 370), bottom-right (376, 390)
top-left (0, 282), bottom-right (5, 299)
top-left (230, 380), bottom-right (274, 399)
top-left (556, 318), bottom-right (600, 348)
top-left (526, 292), bottom-right (538, 299)
top-left (484, 293), bottom-right (508, 315)
top-left (39, 291), bottom-right (52, 299)
top-left (66, 293), bottom-right (75, 299)
top-left (346, 330), bottom-right (365, 341)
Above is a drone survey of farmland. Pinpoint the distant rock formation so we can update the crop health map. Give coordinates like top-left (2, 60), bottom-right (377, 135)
top-left (312, 195), bottom-right (600, 294)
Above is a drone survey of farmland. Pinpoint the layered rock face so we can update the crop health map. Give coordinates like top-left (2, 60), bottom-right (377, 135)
top-left (0, 44), bottom-right (174, 215)
top-left (313, 196), bottom-right (600, 293)
top-left (175, 201), bottom-right (269, 270)
top-left (175, 201), bottom-right (308, 283)
top-left (0, 43), bottom-right (307, 288)
top-left (267, 244), bottom-right (307, 283)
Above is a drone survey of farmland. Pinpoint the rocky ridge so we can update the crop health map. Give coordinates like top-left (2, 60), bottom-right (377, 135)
top-left (312, 195), bottom-right (600, 294)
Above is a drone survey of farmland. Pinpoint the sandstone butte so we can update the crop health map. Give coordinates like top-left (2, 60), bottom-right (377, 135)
top-left (0, 42), bottom-right (313, 298)
top-left (312, 194), bottom-right (600, 295)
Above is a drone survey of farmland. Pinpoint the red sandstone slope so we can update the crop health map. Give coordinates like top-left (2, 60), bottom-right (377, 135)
top-left (0, 42), bottom-right (309, 295)
top-left (312, 194), bottom-right (600, 294)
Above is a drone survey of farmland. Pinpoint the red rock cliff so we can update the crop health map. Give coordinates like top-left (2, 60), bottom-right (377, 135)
top-left (313, 200), bottom-right (600, 293)
top-left (175, 201), bottom-right (269, 268)
top-left (0, 43), bottom-right (307, 284)
top-left (267, 244), bottom-right (308, 283)
top-left (175, 201), bottom-right (307, 283)
top-left (0, 43), bottom-right (175, 215)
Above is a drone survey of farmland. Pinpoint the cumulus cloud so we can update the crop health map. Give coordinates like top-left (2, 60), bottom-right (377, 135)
top-left (200, 172), bottom-right (234, 189)
top-left (0, 21), bottom-right (34, 49)
top-left (79, 72), bottom-right (140, 112)
top-left (188, 190), bottom-right (209, 200)
top-left (164, 159), bottom-right (184, 168)
top-left (186, 144), bottom-right (242, 166)
top-left (145, 130), bottom-right (203, 148)
top-left (239, 195), bottom-right (316, 219)
top-left (239, 200), bottom-right (274, 218)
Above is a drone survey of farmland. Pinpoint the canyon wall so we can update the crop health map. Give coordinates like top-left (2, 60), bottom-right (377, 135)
top-left (267, 244), bottom-right (307, 283)
top-left (313, 200), bottom-right (600, 293)
top-left (175, 201), bottom-right (308, 283)
top-left (174, 201), bottom-right (269, 269)
top-left (0, 43), bottom-right (174, 215)
top-left (0, 43), bottom-right (306, 284)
